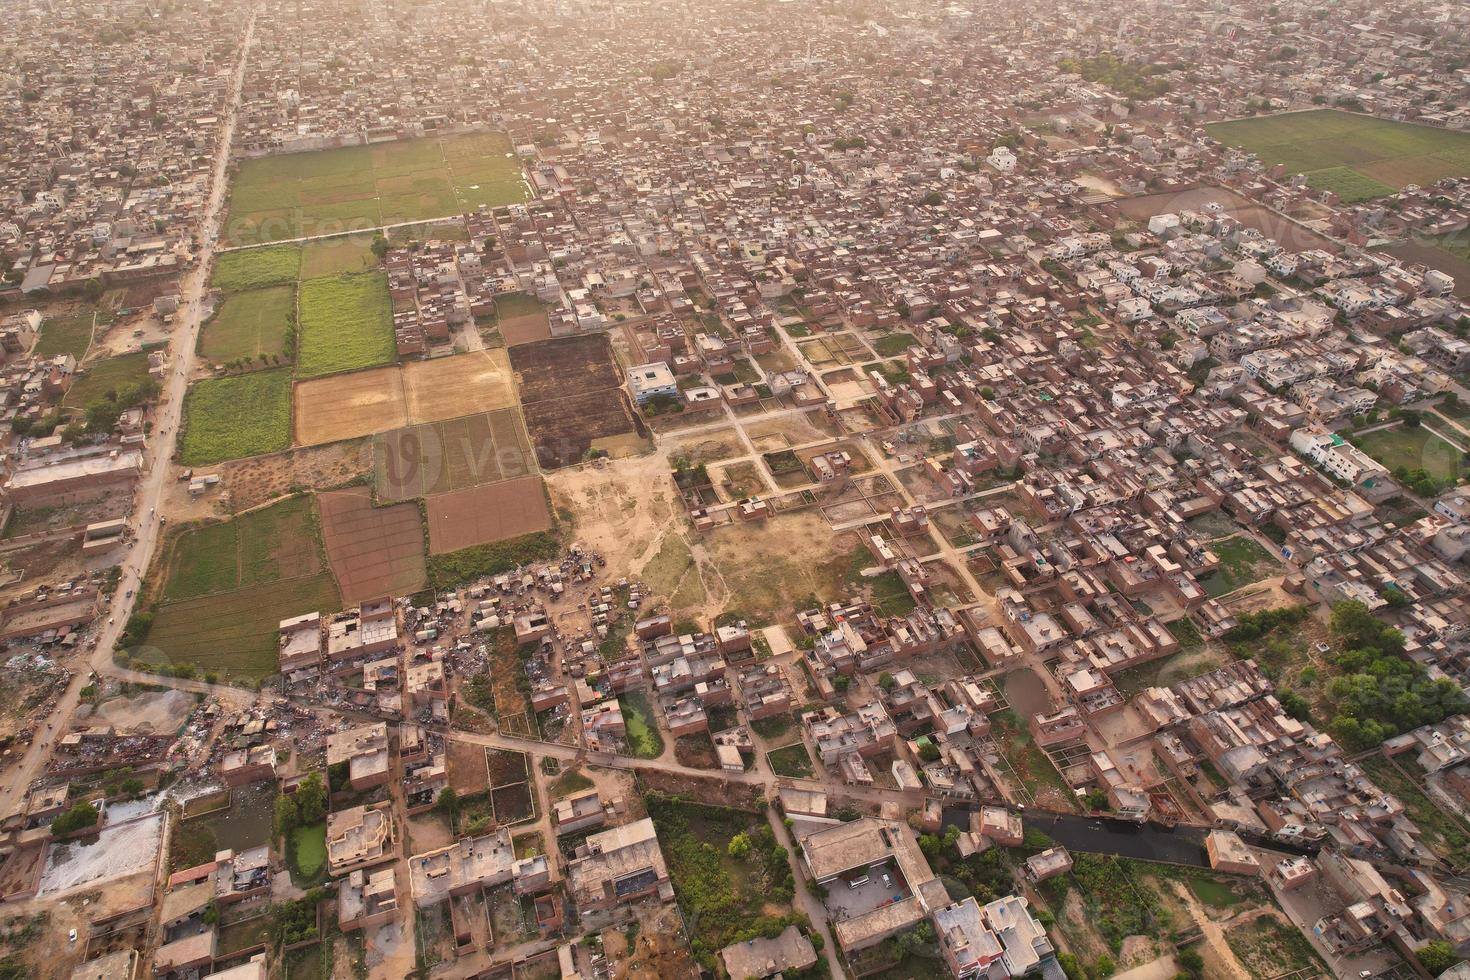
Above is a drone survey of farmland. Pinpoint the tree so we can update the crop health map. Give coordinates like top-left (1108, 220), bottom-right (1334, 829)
top-left (295, 772), bottom-right (326, 824)
top-left (370, 235), bottom-right (389, 260)
top-left (274, 793), bottom-right (297, 837)
top-left (436, 787), bottom-right (461, 820)
top-left (1177, 948), bottom-right (1205, 979)
top-left (51, 802), bottom-right (100, 837)
top-left (1419, 940), bottom-right (1459, 975)
top-left (727, 833), bottom-right (752, 859)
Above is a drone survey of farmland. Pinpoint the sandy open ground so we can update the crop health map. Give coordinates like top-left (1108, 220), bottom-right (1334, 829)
top-left (319, 486), bottom-right (428, 601)
top-left (403, 349), bottom-right (518, 418)
top-left (425, 475), bottom-right (552, 554)
top-left (81, 689), bottom-right (196, 735)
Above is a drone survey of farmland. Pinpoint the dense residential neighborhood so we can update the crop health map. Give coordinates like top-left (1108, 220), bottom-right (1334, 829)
top-left (2, 0), bottom-right (1470, 978)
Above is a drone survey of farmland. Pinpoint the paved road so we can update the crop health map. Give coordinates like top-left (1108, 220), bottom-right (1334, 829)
top-left (0, 12), bottom-right (256, 813)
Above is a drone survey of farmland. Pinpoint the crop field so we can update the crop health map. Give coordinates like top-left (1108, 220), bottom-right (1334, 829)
top-left (222, 132), bottom-right (528, 245)
top-left (508, 334), bottom-right (622, 403)
top-left (299, 236), bottom-right (379, 279)
top-left (317, 487), bottom-right (427, 603)
top-left (200, 285), bottom-right (295, 363)
top-left (142, 496), bottom-right (340, 679)
top-left (1207, 109), bottom-right (1470, 202)
top-left (295, 352), bottom-right (521, 448)
top-left (158, 496), bottom-right (324, 600)
top-left (374, 409), bottom-right (535, 501)
top-left (34, 311), bottom-right (94, 361)
top-left (425, 476), bottom-right (552, 554)
top-left (295, 272), bottom-right (395, 379)
top-left (509, 335), bottom-right (641, 468)
top-left (211, 244), bottom-right (301, 291)
top-left (63, 351), bottom-right (152, 411)
top-left (522, 389), bottom-right (643, 468)
top-left (403, 349), bottom-right (518, 418)
top-left (141, 574), bottom-right (341, 680)
top-left (294, 365), bottom-right (408, 445)
top-left (181, 368), bottom-right (293, 465)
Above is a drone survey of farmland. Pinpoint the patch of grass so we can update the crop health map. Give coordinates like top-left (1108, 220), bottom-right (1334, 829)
top-left (619, 690), bottom-right (664, 759)
top-left (872, 331), bottom-right (916, 357)
top-left (1225, 914), bottom-right (1326, 977)
top-left (211, 245), bottom-right (301, 291)
top-left (1357, 424), bottom-right (1464, 487)
top-left (550, 770), bottom-right (593, 799)
top-left (34, 312), bottom-right (94, 361)
top-left (179, 368), bottom-right (293, 465)
top-left (200, 285), bottom-right (295, 363)
top-left (295, 273), bottom-right (395, 378)
top-left (299, 237), bottom-right (379, 279)
top-left (425, 530), bottom-right (561, 591)
top-left (1188, 876), bottom-right (1246, 909)
top-left (1303, 165), bottom-right (1396, 203)
top-left (1200, 534), bottom-right (1281, 599)
top-left (63, 352), bottom-right (152, 410)
top-left (767, 743), bottom-right (814, 778)
top-left (751, 714), bottom-right (793, 741)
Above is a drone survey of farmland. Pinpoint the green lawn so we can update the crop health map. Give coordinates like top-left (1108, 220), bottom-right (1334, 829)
top-left (223, 132), bottom-right (526, 245)
top-left (872, 331), bottom-right (917, 357)
top-left (63, 352), bottom-right (153, 410)
top-left (619, 691), bottom-right (664, 759)
top-left (34, 312), bottom-right (94, 361)
top-left (767, 743), bottom-right (815, 778)
top-left (180, 368), bottom-right (293, 465)
top-left (1357, 424), bottom-right (1465, 486)
top-left (1200, 535), bottom-right (1281, 598)
top-left (295, 273), bottom-right (395, 378)
top-left (200, 285), bottom-right (295, 363)
top-left (1207, 109), bottom-right (1470, 202)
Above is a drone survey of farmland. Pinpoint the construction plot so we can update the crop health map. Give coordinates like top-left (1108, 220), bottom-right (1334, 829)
top-left (318, 487), bottom-right (427, 603)
top-left (425, 476), bottom-right (551, 555)
top-left (373, 408), bottom-right (534, 501)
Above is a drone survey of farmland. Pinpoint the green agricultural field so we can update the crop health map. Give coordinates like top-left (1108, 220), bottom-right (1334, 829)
top-left (139, 573), bottom-right (341, 681)
top-left (140, 496), bottom-right (338, 681)
top-left (1357, 424), bottom-right (1466, 486)
top-left (223, 133), bottom-right (527, 245)
top-left (295, 273), bottom-right (395, 378)
top-left (299, 236), bottom-right (379, 279)
top-left (211, 244), bottom-right (302, 291)
top-left (200, 286), bottom-right (295, 363)
top-left (180, 368), bottom-right (293, 465)
top-left (1207, 109), bottom-right (1470, 202)
top-left (63, 352), bottom-right (153, 411)
top-left (34, 312), bottom-right (95, 361)
top-left (160, 495), bottom-right (322, 601)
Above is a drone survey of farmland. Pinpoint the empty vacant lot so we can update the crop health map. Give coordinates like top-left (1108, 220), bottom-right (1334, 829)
top-left (374, 408), bottom-right (535, 501)
top-left (1207, 109), bottom-right (1470, 202)
top-left (425, 476), bottom-right (552, 554)
top-left (318, 487), bottom-right (427, 602)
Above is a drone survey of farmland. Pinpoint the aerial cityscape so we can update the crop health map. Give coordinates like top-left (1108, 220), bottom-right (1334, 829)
top-left (3, 0), bottom-right (1470, 977)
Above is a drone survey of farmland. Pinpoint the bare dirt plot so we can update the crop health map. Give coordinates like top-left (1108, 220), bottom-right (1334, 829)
top-left (705, 515), bottom-right (859, 624)
top-left (220, 439), bottom-right (371, 511)
top-left (666, 428), bottom-right (745, 467)
top-left (425, 476), bottom-right (552, 554)
top-left (522, 389), bottom-right (644, 469)
top-left (295, 366), bottom-right (408, 446)
top-left (318, 486), bottom-right (427, 602)
top-left (508, 334), bottom-right (622, 404)
top-left (490, 293), bottom-right (551, 346)
top-left (373, 408), bottom-right (534, 501)
top-left (744, 411), bottom-right (841, 452)
top-left (403, 349), bottom-right (518, 420)
top-left (546, 454), bottom-right (679, 581)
